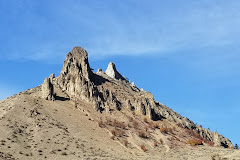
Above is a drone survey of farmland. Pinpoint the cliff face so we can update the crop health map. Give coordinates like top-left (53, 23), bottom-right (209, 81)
top-left (42, 46), bottom-right (233, 148)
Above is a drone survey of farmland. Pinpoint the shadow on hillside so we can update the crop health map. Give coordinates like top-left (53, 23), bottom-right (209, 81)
top-left (92, 74), bottom-right (109, 86)
top-left (55, 96), bottom-right (70, 101)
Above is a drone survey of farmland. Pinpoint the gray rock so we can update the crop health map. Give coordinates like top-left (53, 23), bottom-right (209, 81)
top-left (130, 82), bottom-right (140, 92)
top-left (97, 68), bottom-right (104, 74)
top-left (48, 46), bottom-right (233, 148)
top-left (105, 62), bottom-right (126, 80)
top-left (42, 77), bottom-right (55, 101)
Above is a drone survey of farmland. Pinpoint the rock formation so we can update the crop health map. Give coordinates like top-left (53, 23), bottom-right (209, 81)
top-left (42, 76), bottom-right (55, 101)
top-left (96, 68), bottom-right (104, 74)
top-left (130, 82), bottom-right (140, 92)
top-left (56, 47), bottom-right (96, 102)
top-left (40, 46), bottom-right (233, 148)
top-left (105, 62), bottom-right (126, 80)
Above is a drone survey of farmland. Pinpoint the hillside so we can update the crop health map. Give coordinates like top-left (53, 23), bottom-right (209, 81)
top-left (0, 46), bottom-right (239, 160)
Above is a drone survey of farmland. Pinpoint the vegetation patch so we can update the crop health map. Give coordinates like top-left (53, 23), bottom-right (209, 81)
top-left (187, 139), bottom-right (203, 146)
top-left (140, 144), bottom-right (147, 152)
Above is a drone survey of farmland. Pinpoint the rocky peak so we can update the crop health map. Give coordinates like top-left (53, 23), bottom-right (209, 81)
top-left (56, 46), bottom-right (96, 101)
top-left (40, 46), bottom-right (233, 149)
top-left (60, 46), bottom-right (93, 80)
top-left (105, 62), bottom-right (126, 80)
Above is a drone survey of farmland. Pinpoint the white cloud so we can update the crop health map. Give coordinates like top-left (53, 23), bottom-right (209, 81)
top-left (3, 1), bottom-right (240, 62)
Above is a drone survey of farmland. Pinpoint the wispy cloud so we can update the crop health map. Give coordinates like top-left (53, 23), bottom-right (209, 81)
top-left (1, 1), bottom-right (240, 61)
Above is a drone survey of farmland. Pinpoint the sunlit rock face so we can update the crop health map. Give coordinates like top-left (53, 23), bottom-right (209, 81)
top-left (105, 62), bottom-right (126, 80)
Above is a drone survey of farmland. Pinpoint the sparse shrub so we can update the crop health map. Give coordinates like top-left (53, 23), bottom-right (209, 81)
top-left (138, 130), bottom-right (149, 139)
top-left (154, 141), bottom-right (158, 147)
top-left (153, 123), bottom-right (160, 129)
top-left (187, 139), bottom-right (203, 146)
top-left (147, 121), bottom-right (154, 129)
top-left (111, 129), bottom-right (126, 137)
top-left (140, 144), bottom-right (147, 152)
top-left (106, 118), bottom-right (114, 126)
top-left (113, 120), bottom-right (126, 129)
top-left (128, 117), bottom-right (133, 122)
top-left (177, 123), bottom-right (183, 128)
top-left (212, 154), bottom-right (220, 160)
top-left (123, 139), bottom-right (129, 146)
top-left (159, 138), bottom-right (163, 144)
top-left (133, 120), bottom-right (139, 129)
top-left (143, 117), bottom-right (148, 123)
top-left (235, 144), bottom-right (239, 149)
top-left (62, 152), bottom-right (68, 155)
top-left (160, 128), bottom-right (168, 133)
top-left (50, 150), bottom-right (56, 154)
top-left (185, 129), bottom-right (196, 136)
top-left (110, 136), bottom-right (115, 140)
top-left (168, 128), bottom-right (173, 134)
top-left (111, 129), bottom-right (117, 136)
top-left (207, 140), bottom-right (214, 146)
top-left (98, 120), bottom-right (105, 128)
top-left (128, 123), bottom-right (133, 128)
top-left (175, 136), bottom-right (180, 141)
top-left (185, 128), bottom-right (205, 141)
top-left (144, 126), bottom-right (149, 132)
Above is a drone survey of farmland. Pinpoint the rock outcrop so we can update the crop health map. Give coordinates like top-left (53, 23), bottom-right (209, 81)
top-left (105, 62), bottom-right (126, 80)
top-left (130, 82), bottom-right (140, 92)
top-left (40, 46), bottom-right (233, 148)
top-left (42, 77), bottom-right (55, 101)
top-left (96, 68), bottom-right (104, 75)
top-left (55, 47), bottom-right (97, 103)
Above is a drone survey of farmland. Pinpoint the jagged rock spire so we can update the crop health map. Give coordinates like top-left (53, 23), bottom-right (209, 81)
top-left (57, 46), bottom-right (95, 101)
top-left (60, 47), bottom-right (93, 80)
top-left (105, 62), bottom-right (126, 80)
top-left (42, 76), bottom-right (55, 101)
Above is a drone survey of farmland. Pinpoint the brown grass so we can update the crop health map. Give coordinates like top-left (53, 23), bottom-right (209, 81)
top-left (168, 128), bottom-right (173, 134)
top-left (185, 129), bottom-right (214, 146)
top-left (133, 120), bottom-right (139, 129)
top-left (177, 123), bottom-right (183, 128)
top-left (128, 116), bottom-right (134, 122)
top-left (187, 139), bottom-right (203, 146)
top-left (206, 140), bottom-right (214, 146)
top-left (153, 123), bottom-right (160, 129)
top-left (140, 144), bottom-right (147, 152)
top-left (154, 141), bottom-right (158, 147)
top-left (159, 138), bottom-right (163, 144)
top-left (123, 139), bottom-right (129, 146)
top-left (111, 129), bottom-right (126, 137)
top-left (138, 130), bottom-right (150, 139)
top-left (106, 118), bottom-right (114, 126)
top-left (148, 121), bottom-right (154, 129)
top-left (110, 136), bottom-right (115, 140)
top-left (160, 127), bottom-right (168, 133)
top-left (98, 120), bottom-right (106, 128)
top-left (143, 117), bottom-right (148, 123)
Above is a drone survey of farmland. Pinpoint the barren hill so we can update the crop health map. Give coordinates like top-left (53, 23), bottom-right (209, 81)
top-left (0, 46), bottom-right (239, 160)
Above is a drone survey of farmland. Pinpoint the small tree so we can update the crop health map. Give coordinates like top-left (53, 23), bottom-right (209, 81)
top-left (234, 144), bottom-right (239, 149)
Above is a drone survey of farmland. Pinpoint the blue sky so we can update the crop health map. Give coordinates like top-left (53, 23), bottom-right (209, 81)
top-left (0, 0), bottom-right (239, 145)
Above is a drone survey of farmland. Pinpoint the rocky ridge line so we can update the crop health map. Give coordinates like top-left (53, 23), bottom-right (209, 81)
top-left (41, 46), bottom-right (233, 148)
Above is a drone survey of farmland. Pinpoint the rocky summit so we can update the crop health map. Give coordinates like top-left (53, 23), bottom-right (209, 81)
top-left (0, 46), bottom-right (239, 160)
